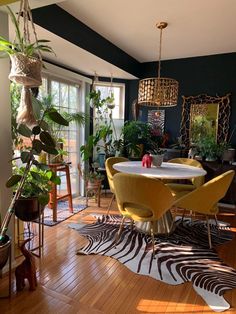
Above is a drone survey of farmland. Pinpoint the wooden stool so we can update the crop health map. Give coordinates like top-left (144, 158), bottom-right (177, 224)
top-left (48, 163), bottom-right (73, 222)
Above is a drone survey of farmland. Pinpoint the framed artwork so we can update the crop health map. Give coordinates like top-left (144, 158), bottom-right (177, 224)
top-left (148, 110), bottom-right (165, 134)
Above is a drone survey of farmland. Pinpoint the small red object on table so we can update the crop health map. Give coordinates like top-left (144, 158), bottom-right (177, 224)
top-left (142, 154), bottom-right (153, 168)
top-left (48, 163), bottom-right (73, 222)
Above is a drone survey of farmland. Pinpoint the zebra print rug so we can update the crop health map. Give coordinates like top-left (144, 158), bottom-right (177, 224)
top-left (69, 215), bottom-right (236, 312)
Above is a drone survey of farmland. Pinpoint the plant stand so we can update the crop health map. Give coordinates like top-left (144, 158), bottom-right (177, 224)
top-left (0, 236), bottom-right (12, 298)
top-left (15, 204), bottom-right (44, 258)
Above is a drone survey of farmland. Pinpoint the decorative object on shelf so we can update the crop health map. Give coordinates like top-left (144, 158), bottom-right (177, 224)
top-left (180, 94), bottom-right (231, 148)
top-left (138, 22), bottom-right (178, 108)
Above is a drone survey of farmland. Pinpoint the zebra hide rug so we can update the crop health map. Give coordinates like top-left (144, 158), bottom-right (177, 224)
top-left (69, 215), bottom-right (236, 312)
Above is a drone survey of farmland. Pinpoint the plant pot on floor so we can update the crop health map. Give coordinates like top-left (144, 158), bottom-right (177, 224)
top-left (0, 235), bottom-right (11, 271)
top-left (14, 197), bottom-right (44, 222)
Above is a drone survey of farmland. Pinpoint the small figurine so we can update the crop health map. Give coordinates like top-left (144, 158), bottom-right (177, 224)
top-left (142, 154), bottom-right (153, 168)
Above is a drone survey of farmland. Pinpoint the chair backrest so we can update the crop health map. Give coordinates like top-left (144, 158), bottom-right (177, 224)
top-left (113, 173), bottom-right (175, 221)
top-left (175, 170), bottom-right (235, 215)
top-left (105, 157), bottom-right (128, 193)
top-left (168, 158), bottom-right (205, 187)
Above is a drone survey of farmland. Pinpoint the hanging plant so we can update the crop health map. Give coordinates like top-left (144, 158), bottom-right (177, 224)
top-left (0, 2), bottom-right (54, 126)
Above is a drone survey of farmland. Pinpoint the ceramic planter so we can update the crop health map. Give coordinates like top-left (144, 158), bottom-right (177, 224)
top-left (151, 154), bottom-right (164, 167)
top-left (14, 197), bottom-right (44, 222)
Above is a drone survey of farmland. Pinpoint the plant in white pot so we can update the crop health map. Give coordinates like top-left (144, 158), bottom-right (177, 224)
top-left (148, 142), bottom-right (166, 167)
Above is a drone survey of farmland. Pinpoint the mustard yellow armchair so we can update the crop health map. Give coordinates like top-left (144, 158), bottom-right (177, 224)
top-left (113, 173), bottom-right (175, 257)
top-left (105, 157), bottom-right (128, 214)
top-left (174, 170), bottom-right (235, 248)
top-left (166, 158), bottom-right (205, 199)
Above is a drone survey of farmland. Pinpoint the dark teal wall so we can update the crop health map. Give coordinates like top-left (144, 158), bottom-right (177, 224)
top-left (126, 53), bottom-right (236, 146)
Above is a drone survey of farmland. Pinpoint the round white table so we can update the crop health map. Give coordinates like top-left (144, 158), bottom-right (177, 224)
top-left (113, 161), bottom-right (206, 234)
top-left (113, 161), bottom-right (206, 179)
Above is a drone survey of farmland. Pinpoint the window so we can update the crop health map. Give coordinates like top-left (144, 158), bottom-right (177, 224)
top-left (95, 83), bottom-right (124, 120)
top-left (94, 82), bottom-right (125, 143)
top-left (39, 76), bottom-right (81, 196)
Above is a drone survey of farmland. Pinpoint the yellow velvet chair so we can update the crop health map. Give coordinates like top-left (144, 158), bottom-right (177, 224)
top-left (113, 173), bottom-right (175, 257)
top-left (174, 170), bottom-right (235, 248)
top-left (166, 158), bottom-right (205, 199)
top-left (105, 157), bottom-right (128, 214)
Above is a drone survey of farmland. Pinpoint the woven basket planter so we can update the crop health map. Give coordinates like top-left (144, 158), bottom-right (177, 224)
top-left (8, 53), bottom-right (42, 87)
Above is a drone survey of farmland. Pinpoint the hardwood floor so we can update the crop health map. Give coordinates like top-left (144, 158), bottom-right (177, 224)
top-left (0, 195), bottom-right (236, 314)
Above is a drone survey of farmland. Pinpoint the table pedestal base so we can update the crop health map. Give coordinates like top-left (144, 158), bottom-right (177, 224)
top-left (135, 211), bottom-right (175, 235)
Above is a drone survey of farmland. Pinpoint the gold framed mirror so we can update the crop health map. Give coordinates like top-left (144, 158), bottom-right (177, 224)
top-left (180, 94), bottom-right (231, 148)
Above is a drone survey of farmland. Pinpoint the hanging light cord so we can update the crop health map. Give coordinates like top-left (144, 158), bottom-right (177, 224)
top-left (157, 26), bottom-right (163, 79)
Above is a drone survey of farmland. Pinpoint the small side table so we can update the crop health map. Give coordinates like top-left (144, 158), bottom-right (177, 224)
top-left (48, 163), bottom-right (73, 222)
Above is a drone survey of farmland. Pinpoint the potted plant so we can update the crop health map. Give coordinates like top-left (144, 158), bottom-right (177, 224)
top-left (148, 142), bottom-right (167, 167)
top-left (123, 121), bottom-right (151, 158)
top-left (0, 96), bottom-right (72, 243)
top-left (6, 165), bottom-right (60, 221)
top-left (0, 6), bottom-right (54, 87)
top-left (196, 135), bottom-right (220, 161)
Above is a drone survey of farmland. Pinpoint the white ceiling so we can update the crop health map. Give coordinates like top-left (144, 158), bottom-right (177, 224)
top-left (4, 0), bottom-right (236, 79)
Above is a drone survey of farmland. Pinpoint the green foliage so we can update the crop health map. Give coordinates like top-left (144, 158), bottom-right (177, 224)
top-left (0, 6), bottom-right (54, 58)
top-left (196, 135), bottom-right (220, 160)
top-left (6, 166), bottom-right (60, 206)
top-left (123, 121), bottom-right (151, 157)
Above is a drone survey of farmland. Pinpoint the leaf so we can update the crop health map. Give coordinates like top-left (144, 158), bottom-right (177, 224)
top-left (47, 110), bottom-right (69, 126)
top-left (32, 125), bottom-right (41, 135)
top-left (30, 171), bottom-right (41, 181)
top-left (42, 145), bottom-right (58, 155)
top-left (21, 151), bottom-right (31, 163)
top-left (17, 124), bottom-right (32, 138)
top-left (40, 131), bottom-right (56, 147)
top-left (6, 174), bottom-right (22, 188)
top-left (50, 173), bottom-right (61, 185)
top-left (6, 6), bottom-right (23, 52)
top-left (39, 120), bottom-right (49, 131)
top-left (38, 194), bottom-right (49, 206)
top-left (32, 139), bottom-right (43, 154)
top-left (32, 97), bottom-right (41, 120)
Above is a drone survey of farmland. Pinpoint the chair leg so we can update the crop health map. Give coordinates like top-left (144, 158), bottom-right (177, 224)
top-left (150, 221), bottom-right (156, 259)
top-left (106, 194), bottom-right (115, 215)
top-left (206, 215), bottom-right (212, 249)
top-left (115, 216), bottom-right (125, 247)
top-left (214, 214), bottom-right (220, 235)
top-left (181, 208), bottom-right (186, 223)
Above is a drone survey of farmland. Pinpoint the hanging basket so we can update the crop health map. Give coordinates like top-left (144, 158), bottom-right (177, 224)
top-left (8, 53), bottom-right (42, 87)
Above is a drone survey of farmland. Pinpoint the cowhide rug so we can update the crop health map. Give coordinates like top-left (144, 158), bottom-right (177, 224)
top-left (69, 215), bottom-right (236, 312)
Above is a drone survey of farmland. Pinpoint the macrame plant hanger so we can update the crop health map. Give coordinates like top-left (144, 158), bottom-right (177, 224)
top-left (9, 0), bottom-right (43, 126)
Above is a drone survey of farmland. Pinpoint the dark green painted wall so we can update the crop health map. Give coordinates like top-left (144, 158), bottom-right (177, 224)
top-left (126, 53), bottom-right (236, 146)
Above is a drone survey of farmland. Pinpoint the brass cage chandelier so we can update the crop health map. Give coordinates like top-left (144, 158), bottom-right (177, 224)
top-left (138, 22), bottom-right (178, 108)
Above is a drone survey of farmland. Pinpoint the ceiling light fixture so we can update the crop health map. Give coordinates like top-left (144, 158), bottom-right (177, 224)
top-left (138, 22), bottom-right (178, 108)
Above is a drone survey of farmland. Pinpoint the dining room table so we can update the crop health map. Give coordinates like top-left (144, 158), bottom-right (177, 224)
top-left (113, 160), bottom-right (207, 235)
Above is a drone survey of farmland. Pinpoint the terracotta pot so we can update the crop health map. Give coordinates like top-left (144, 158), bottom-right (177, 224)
top-left (0, 235), bottom-right (11, 271)
top-left (14, 197), bottom-right (44, 222)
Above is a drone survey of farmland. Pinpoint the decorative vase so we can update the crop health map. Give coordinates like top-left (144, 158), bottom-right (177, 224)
top-left (151, 154), bottom-right (164, 167)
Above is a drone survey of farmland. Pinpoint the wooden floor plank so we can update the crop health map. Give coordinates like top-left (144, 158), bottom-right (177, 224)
top-left (0, 195), bottom-right (236, 313)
